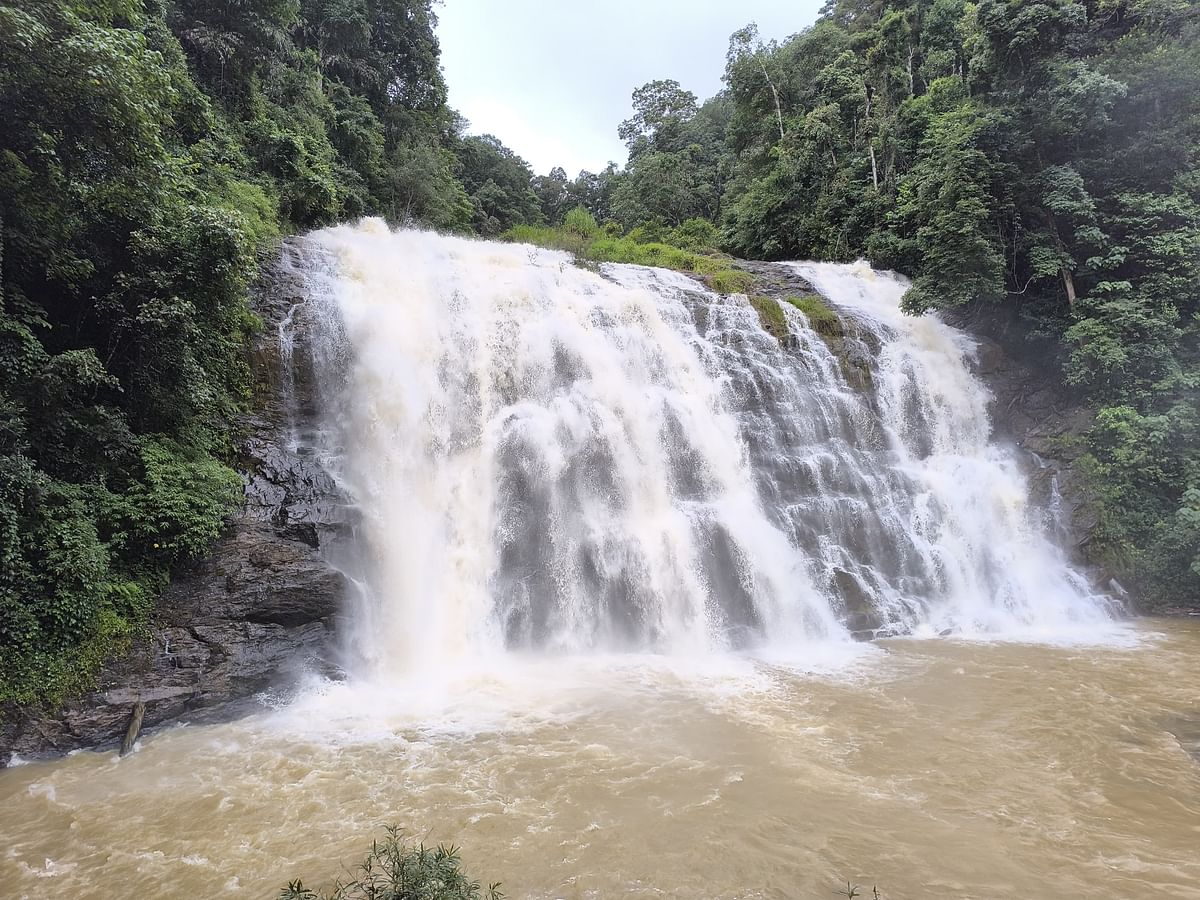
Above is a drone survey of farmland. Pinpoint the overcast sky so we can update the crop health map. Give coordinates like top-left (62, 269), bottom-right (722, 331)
top-left (437, 1), bottom-right (824, 176)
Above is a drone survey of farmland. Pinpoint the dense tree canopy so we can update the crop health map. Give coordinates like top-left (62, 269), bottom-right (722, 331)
top-left (0, 0), bottom-right (544, 707)
top-left (455, 134), bottom-right (542, 235)
top-left (534, 0), bottom-right (1198, 607)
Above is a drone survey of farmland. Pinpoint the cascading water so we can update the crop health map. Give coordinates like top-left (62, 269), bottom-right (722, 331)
top-left (296, 220), bottom-right (1116, 677)
top-left (11, 220), bottom-right (1186, 900)
top-left (783, 262), bottom-right (1117, 635)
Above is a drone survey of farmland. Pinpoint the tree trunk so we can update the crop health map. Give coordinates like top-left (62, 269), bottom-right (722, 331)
top-left (758, 56), bottom-right (785, 143)
top-left (1061, 267), bottom-right (1077, 306)
top-left (864, 84), bottom-right (878, 189)
top-left (1042, 209), bottom-right (1078, 307)
top-left (120, 702), bottom-right (146, 757)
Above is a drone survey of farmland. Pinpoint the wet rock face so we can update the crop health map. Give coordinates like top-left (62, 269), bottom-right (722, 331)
top-left (830, 567), bottom-right (884, 640)
top-left (745, 256), bottom-right (1099, 561)
top-left (1, 241), bottom-right (351, 764)
top-left (732, 261), bottom-right (1102, 581)
top-left (734, 260), bottom-right (880, 395)
top-left (944, 309), bottom-right (1099, 554)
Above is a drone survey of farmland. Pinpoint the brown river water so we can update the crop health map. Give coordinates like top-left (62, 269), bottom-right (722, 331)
top-left (2, 619), bottom-right (1198, 899)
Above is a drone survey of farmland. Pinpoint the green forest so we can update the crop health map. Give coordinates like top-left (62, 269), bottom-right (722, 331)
top-left (522, 0), bottom-right (1200, 614)
top-left (0, 0), bottom-right (547, 707)
top-left (1, 0), bottom-right (1197, 710)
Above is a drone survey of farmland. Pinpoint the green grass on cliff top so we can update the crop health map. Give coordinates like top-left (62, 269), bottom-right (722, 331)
top-left (503, 209), bottom-right (753, 295)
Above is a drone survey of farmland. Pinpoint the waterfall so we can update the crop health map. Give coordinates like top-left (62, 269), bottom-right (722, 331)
top-left (295, 220), bottom-right (1116, 678)
top-left (783, 262), bottom-right (1117, 635)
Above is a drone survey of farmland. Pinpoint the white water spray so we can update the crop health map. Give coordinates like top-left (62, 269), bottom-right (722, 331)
top-left (294, 223), bottom-right (1115, 679)
top-left (790, 261), bottom-right (1117, 635)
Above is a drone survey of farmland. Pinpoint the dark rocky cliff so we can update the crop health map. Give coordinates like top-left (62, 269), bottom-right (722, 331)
top-left (944, 306), bottom-right (1105, 570)
top-left (1, 241), bottom-right (351, 764)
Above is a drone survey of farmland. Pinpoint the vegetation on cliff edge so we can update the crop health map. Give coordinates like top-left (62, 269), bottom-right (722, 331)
top-left (0, 0), bottom-right (549, 710)
top-left (503, 207), bottom-right (754, 294)
top-left (528, 0), bottom-right (1200, 608)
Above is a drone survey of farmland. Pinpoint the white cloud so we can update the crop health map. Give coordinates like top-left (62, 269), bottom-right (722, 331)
top-left (436, 0), bottom-right (823, 176)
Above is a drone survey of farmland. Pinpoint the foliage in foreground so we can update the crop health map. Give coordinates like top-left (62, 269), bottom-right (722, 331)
top-left (281, 827), bottom-right (502, 900)
top-left (278, 827), bottom-right (889, 900)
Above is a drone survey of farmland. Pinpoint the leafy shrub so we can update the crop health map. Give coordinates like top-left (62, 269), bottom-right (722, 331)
top-left (119, 437), bottom-right (242, 565)
top-left (787, 295), bottom-right (843, 337)
top-left (664, 217), bottom-right (719, 251)
top-left (1076, 404), bottom-right (1200, 606)
top-left (749, 296), bottom-right (788, 341)
top-left (707, 269), bottom-right (754, 294)
top-left (562, 205), bottom-right (599, 238)
top-left (281, 827), bottom-right (502, 900)
top-left (626, 220), bottom-right (669, 244)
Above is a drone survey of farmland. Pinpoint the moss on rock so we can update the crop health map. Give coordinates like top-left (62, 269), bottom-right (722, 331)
top-left (707, 268), bottom-right (755, 295)
top-left (749, 295), bottom-right (789, 342)
top-left (786, 294), bottom-right (843, 338)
